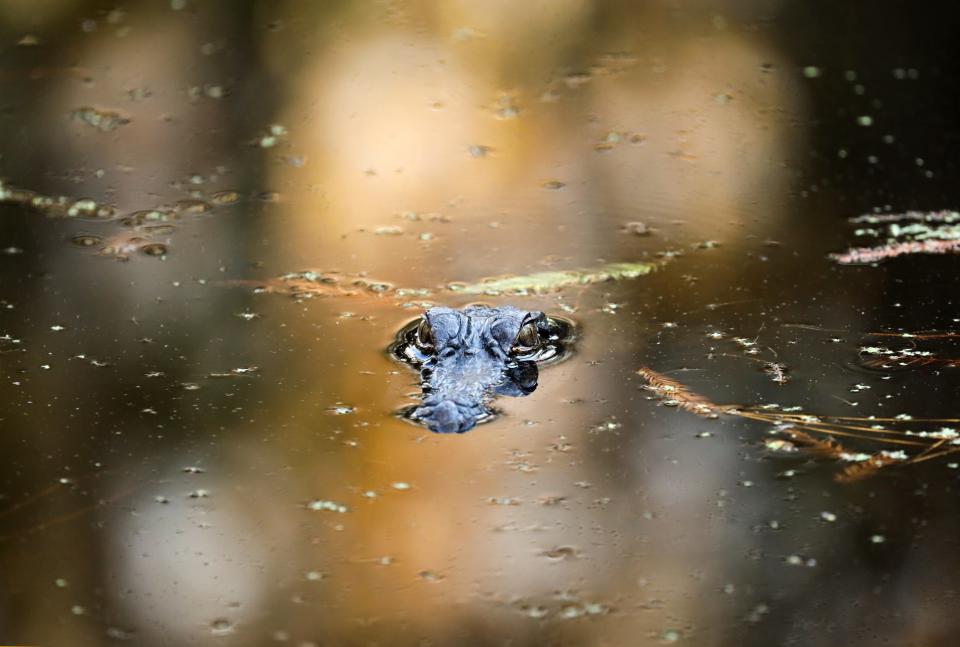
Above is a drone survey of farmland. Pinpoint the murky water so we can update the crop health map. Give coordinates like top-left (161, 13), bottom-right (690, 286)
top-left (2, 2), bottom-right (960, 646)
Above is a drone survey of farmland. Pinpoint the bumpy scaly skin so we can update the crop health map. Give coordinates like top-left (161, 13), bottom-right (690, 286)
top-left (412, 306), bottom-right (542, 433)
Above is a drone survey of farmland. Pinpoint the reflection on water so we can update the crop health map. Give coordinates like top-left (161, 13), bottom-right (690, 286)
top-left (1, 1), bottom-right (959, 645)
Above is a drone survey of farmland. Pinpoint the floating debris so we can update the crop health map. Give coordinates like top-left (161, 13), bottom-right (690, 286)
top-left (858, 332), bottom-right (960, 370)
top-left (0, 179), bottom-right (115, 219)
top-left (468, 144), bottom-right (492, 158)
top-left (417, 570), bottom-right (444, 582)
top-left (834, 239), bottom-right (960, 264)
top-left (541, 546), bottom-right (578, 561)
top-left (832, 210), bottom-right (960, 264)
top-left (448, 261), bottom-right (660, 296)
top-left (209, 618), bottom-right (234, 636)
top-left (257, 123), bottom-right (288, 148)
top-left (235, 260), bottom-right (662, 301)
top-left (306, 499), bottom-right (349, 513)
top-left (1, 178), bottom-right (240, 263)
top-left (232, 270), bottom-right (399, 300)
top-left (72, 106), bottom-right (130, 132)
top-left (637, 368), bottom-right (729, 418)
top-left (326, 404), bottom-right (355, 415)
top-left (492, 94), bottom-right (520, 119)
top-left (487, 496), bottom-right (521, 506)
top-left (621, 221), bottom-right (651, 236)
top-left (763, 362), bottom-right (790, 385)
top-left (207, 366), bottom-right (259, 378)
top-left (637, 366), bottom-right (957, 481)
top-left (92, 232), bottom-right (169, 260)
top-left (541, 52), bottom-right (638, 101)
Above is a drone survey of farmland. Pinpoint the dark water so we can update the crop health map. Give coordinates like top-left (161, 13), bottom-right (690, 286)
top-left (1, 2), bottom-right (960, 645)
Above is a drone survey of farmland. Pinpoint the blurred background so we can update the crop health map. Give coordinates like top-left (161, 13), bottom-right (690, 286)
top-left (1, 1), bottom-right (960, 645)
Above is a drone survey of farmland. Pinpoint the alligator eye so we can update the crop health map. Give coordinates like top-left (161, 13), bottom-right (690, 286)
top-left (513, 322), bottom-right (540, 352)
top-left (415, 319), bottom-right (435, 350)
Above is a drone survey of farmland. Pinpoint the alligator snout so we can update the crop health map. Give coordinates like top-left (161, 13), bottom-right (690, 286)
top-left (412, 398), bottom-right (480, 434)
top-left (389, 305), bottom-right (574, 433)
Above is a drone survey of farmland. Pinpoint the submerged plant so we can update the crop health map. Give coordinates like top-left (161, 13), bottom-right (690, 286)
top-left (638, 366), bottom-right (960, 481)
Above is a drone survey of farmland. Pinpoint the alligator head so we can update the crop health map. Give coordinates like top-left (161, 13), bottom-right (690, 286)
top-left (391, 305), bottom-right (574, 433)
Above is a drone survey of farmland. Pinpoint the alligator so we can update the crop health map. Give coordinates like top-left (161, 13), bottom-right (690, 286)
top-left (391, 305), bottom-right (574, 433)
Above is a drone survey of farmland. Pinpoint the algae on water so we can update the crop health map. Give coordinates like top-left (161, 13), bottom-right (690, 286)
top-left (446, 261), bottom-right (659, 296)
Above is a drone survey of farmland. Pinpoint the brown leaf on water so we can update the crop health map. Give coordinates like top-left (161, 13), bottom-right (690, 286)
top-left (781, 429), bottom-right (844, 459)
top-left (639, 365), bottom-right (959, 481)
top-left (835, 452), bottom-right (907, 483)
top-left (636, 367), bottom-right (730, 417)
top-left (229, 271), bottom-right (398, 299)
